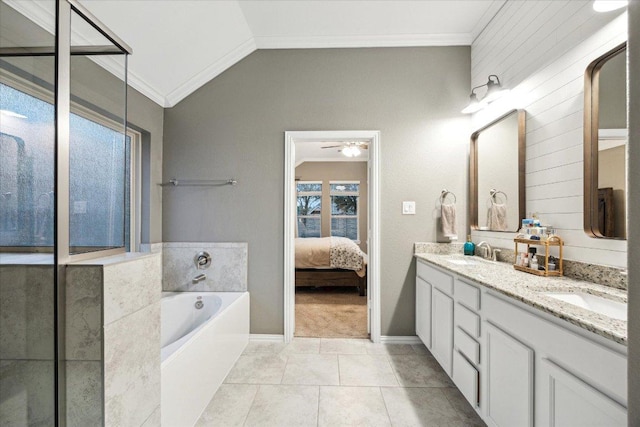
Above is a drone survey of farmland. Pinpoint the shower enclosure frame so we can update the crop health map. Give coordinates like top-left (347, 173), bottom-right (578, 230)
top-left (0, 0), bottom-right (131, 424)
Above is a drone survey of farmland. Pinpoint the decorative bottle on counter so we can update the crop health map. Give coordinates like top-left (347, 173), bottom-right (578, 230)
top-left (463, 235), bottom-right (475, 256)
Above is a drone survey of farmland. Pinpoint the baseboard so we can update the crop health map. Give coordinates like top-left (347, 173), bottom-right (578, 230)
top-left (249, 334), bottom-right (285, 342)
top-left (379, 335), bottom-right (422, 345)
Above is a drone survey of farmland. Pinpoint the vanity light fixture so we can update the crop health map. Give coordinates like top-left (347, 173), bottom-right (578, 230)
top-left (461, 74), bottom-right (509, 114)
top-left (593, 0), bottom-right (628, 12)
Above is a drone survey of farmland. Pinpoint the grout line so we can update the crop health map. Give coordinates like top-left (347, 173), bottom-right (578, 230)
top-left (240, 384), bottom-right (260, 427)
top-left (378, 386), bottom-right (394, 426)
top-left (316, 385), bottom-right (321, 427)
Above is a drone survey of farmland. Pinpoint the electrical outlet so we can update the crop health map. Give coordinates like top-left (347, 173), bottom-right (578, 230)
top-left (402, 201), bottom-right (416, 215)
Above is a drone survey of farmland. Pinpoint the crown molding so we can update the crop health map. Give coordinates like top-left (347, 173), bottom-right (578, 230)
top-left (164, 37), bottom-right (257, 107)
top-left (255, 33), bottom-right (473, 49)
top-left (125, 70), bottom-right (168, 107)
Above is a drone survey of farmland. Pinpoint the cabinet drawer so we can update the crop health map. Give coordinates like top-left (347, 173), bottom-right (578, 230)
top-left (453, 350), bottom-right (479, 408)
top-left (417, 261), bottom-right (453, 295)
top-left (455, 280), bottom-right (480, 310)
top-left (456, 303), bottom-right (480, 338)
top-left (455, 327), bottom-right (480, 365)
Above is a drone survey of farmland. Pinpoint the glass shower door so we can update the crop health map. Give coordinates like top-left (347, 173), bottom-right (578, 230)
top-left (0, 0), bottom-right (57, 425)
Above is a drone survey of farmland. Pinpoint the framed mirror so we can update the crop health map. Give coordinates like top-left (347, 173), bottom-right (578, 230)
top-left (584, 43), bottom-right (626, 239)
top-left (470, 109), bottom-right (526, 232)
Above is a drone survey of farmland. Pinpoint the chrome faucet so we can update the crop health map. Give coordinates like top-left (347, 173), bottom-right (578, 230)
top-left (476, 241), bottom-right (493, 260)
top-left (192, 273), bottom-right (207, 284)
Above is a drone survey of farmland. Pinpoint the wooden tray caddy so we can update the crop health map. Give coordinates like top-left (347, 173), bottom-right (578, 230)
top-left (513, 235), bottom-right (563, 277)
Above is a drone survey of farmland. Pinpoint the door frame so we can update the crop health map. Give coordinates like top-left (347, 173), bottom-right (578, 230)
top-left (284, 130), bottom-right (381, 343)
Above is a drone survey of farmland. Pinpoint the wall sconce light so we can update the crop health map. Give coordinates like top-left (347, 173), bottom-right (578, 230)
top-left (593, 0), bottom-right (628, 12)
top-left (461, 74), bottom-right (509, 114)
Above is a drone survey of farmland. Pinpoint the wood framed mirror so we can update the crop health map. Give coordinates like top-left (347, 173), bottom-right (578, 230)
top-left (584, 42), bottom-right (627, 239)
top-left (470, 109), bottom-right (526, 232)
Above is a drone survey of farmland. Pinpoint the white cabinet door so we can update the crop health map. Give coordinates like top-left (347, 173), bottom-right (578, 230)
top-left (415, 276), bottom-right (432, 348)
top-left (453, 349), bottom-right (479, 408)
top-left (485, 323), bottom-right (534, 427)
top-left (431, 288), bottom-right (454, 375)
top-left (537, 358), bottom-right (626, 427)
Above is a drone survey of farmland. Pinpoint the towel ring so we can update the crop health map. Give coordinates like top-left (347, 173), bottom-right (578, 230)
top-left (490, 189), bottom-right (508, 204)
top-left (440, 189), bottom-right (457, 206)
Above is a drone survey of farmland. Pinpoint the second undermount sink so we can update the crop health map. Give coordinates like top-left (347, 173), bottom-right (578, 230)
top-left (543, 292), bottom-right (627, 321)
top-left (447, 259), bottom-right (480, 266)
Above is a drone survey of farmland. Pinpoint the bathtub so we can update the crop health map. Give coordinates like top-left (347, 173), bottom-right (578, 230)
top-left (161, 292), bottom-right (249, 427)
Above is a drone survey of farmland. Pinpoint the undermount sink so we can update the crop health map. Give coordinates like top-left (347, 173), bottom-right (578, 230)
top-left (447, 259), bottom-right (480, 266)
top-left (543, 292), bottom-right (627, 321)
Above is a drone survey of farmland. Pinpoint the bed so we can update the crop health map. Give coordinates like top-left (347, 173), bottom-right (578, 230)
top-left (295, 237), bottom-right (367, 296)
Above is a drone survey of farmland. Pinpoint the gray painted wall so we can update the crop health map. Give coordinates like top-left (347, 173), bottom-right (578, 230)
top-left (627, 2), bottom-right (639, 424)
top-left (163, 47), bottom-right (471, 335)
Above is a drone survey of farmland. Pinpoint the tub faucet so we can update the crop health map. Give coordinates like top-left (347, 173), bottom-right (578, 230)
top-left (192, 273), bottom-right (206, 284)
top-left (476, 241), bottom-right (493, 260)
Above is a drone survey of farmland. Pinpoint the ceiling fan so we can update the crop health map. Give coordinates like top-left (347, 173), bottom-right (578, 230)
top-left (320, 141), bottom-right (368, 157)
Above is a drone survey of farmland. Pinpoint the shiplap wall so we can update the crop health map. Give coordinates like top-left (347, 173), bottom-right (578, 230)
top-left (469, 0), bottom-right (628, 268)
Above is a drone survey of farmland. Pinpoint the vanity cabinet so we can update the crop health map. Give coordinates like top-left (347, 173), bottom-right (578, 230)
top-left (537, 358), bottom-right (626, 427)
top-left (415, 257), bottom-right (627, 427)
top-left (431, 288), bottom-right (454, 374)
top-left (453, 279), bottom-right (482, 409)
top-left (485, 291), bottom-right (627, 427)
top-left (485, 323), bottom-right (534, 427)
top-left (415, 276), bottom-right (432, 348)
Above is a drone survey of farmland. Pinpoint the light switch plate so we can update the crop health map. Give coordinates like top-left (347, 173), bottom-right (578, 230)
top-left (402, 201), bottom-right (416, 215)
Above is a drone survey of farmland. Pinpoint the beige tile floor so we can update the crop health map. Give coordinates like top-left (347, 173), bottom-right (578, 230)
top-left (196, 338), bottom-right (486, 427)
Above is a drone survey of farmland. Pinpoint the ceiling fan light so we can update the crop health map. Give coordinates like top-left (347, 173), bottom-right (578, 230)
top-left (342, 145), bottom-right (361, 157)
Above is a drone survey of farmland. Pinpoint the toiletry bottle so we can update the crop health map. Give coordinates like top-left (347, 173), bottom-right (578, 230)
top-left (528, 248), bottom-right (537, 268)
top-left (464, 235), bottom-right (475, 256)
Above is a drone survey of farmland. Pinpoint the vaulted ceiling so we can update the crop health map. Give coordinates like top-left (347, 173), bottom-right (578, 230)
top-left (8, 0), bottom-right (506, 107)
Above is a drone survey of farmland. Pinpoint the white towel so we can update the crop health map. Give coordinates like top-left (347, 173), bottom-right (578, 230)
top-left (487, 203), bottom-right (508, 231)
top-left (441, 204), bottom-right (457, 238)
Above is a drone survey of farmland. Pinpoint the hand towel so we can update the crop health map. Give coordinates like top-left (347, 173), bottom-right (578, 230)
top-left (488, 203), bottom-right (508, 231)
top-left (441, 204), bottom-right (457, 238)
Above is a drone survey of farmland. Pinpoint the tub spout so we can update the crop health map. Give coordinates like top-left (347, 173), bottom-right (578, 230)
top-left (192, 273), bottom-right (206, 284)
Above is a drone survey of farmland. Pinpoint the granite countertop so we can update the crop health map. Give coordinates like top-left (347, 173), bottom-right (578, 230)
top-left (414, 252), bottom-right (627, 346)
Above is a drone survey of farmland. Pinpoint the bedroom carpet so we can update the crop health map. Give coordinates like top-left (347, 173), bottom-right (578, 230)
top-left (295, 287), bottom-right (368, 338)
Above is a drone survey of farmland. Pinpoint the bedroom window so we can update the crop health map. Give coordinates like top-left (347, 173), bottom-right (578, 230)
top-left (330, 181), bottom-right (359, 242)
top-left (297, 181), bottom-right (322, 237)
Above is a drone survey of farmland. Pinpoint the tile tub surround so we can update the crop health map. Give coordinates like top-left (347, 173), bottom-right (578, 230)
top-left (197, 338), bottom-right (485, 427)
top-left (163, 242), bottom-right (248, 292)
top-left (414, 242), bottom-right (628, 290)
top-left (414, 252), bottom-right (627, 345)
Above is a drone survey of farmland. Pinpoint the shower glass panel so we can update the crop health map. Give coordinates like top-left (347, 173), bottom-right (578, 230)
top-left (0, 1), bottom-right (57, 425)
top-left (69, 9), bottom-right (128, 255)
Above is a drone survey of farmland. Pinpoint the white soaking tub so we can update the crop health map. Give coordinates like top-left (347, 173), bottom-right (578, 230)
top-left (161, 292), bottom-right (249, 427)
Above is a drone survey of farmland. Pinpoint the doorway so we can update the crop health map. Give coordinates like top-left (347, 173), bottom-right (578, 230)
top-left (284, 131), bottom-right (381, 343)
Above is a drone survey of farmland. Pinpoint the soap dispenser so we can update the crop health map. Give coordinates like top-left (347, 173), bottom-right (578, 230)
top-left (464, 235), bottom-right (475, 256)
